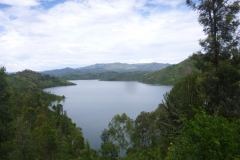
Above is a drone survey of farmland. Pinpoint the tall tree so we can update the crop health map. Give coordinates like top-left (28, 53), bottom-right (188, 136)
top-left (156, 72), bottom-right (203, 157)
top-left (0, 67), bottom-right (13, 159)
top-left (187, 0), bottom-right (240, 116)
top-left (187, 0), bottom-right (240, 68)
top-left (108, 113), bottom-right (133, 155)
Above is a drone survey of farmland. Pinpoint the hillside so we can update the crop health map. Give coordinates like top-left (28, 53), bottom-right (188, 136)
top-left (9, 69), bottom-right (76, 89)
top-left (1, 67), bottom-right (97, 159)
top-left (142, 58), bottom-right (196, 85)
top-left (42, 62), bottom-right (171, 77)
top-left (76, 62), bottom-right (171, 72)
top-left (39, 67), bottom-right (76, 77)
top-left (62, 71), bottom-right (150, 81)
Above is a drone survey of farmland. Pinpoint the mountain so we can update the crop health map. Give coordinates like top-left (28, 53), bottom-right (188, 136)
top-left (41, 62), bottom-right (171, 77)
top-left (40, 60), bottom-right (195, 85)
top-left (41, 67), bottom-right (76, 77)
top-left (76, 62), bottom-right (171, 72)
top-left (142, 58), bottom-right (196, 85)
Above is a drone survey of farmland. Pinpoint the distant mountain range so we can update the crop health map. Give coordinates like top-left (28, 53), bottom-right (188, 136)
top-left (41, 62), bottom-right (172, 76)
top-left (41, 59), bottom-right (196, 85)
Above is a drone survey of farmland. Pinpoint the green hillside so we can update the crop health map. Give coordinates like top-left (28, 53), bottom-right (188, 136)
top-left (1, 67), bottom-right (101, 160)
top-left (62, 71), bottom-right (149, 81)
top-left (9, 69), bottom-right (76, 89)
top-left (142, 58), bottom-right (196, 85)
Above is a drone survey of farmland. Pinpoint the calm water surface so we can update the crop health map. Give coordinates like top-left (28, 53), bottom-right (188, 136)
top-left (44, 80), bottom-right (172, 149)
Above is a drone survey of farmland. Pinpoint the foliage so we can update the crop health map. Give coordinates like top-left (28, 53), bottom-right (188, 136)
top-left (62, 71), bottom-right (150, 82)
top-left (142, 58), bottom-right (196, 85)
top-left (0, 68), bottom-right (99, 159)
top-left (196, 60), bottom-right (240, 117)
top-left (2, 1), bottom-right (240, 159)
top-left (187, 0), bottom-right (240, 116)
top-left (130, 111), bottom-right (160, 151)
top-left (0, 67), bottom-right (13, 160)
top-left (42, 63), bottom-right (171, 77)
top-left (154, 72), bottom-right (202, 155)
top-left (126, 111), bottom-right (163, 160)
top-left (101, 1), bottom-right (240, 160)
top-left (167, 109), bottom-right (240, 160)
top-left (186, 0), bottom-right (240, 69)
top-left (99, 113), bottom-right (133, 158)
top-left (9, 69), bottom-right (75, 90)
top-left (162, 1), bottom-right (240, 159)
top-left (100, 141), bottom-right (119, 160)
top-left (108, 113), bottom-right (133, 155)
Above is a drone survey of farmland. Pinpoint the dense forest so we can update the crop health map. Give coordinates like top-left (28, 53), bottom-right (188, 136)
top-left (1, 0), bottom-right (240, 159)
top-left (0, 68), bottom-right (100, 160)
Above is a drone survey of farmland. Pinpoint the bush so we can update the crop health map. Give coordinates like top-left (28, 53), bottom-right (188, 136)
top-left (167, 110), bottom-right (240, 160)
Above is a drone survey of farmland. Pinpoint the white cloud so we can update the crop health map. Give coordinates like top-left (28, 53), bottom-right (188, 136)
top-left (0, 0), bottom-right (204, 72)
top-left (148, 0), bottom-right (183, 7)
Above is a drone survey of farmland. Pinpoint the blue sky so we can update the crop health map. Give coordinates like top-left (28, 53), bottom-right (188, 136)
top-left (0, 0), bottom-right (204, 72)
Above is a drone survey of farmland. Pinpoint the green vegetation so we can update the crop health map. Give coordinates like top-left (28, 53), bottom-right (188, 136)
top-left (9, 69), bottom-right (75, 89)
top-left (167, 110), bottom-right (240, 159)
top-left (1, 0), bottom-right (240, 159)
top-left (98, 0), bottom-right (240, 159)
top-left (142, 58), bottom-right (196, 85)
top-left (0, 67), bottom-right (13, 159)
top-left (42, 63), bottom-right (171, 77)
top-left (61, 59), bottom-right (195, 85)
top-left (59, 59), bottom-right (196, 85)
top-left (62, 71), bottom-right (150, 81)
top-left (0, 68), bottom-right (99, 160)
top-left (42, 62), bottom-right (172, 83)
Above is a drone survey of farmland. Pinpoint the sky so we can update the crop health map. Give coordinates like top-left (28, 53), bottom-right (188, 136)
top-left (0, 0), bottom-right (205, 72)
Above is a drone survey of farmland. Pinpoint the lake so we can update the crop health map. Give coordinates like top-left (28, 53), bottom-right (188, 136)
top-left (44, 80), bottom-right (172, 150)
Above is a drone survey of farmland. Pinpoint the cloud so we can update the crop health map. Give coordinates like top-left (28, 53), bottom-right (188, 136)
top-left (0, 0), bottom-right (39, 7)
top-left (0, 0), bottom-right (204, 72)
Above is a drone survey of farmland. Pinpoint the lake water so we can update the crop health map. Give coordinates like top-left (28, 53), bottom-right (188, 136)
top-left (44, 80), bottom-right (172, 150)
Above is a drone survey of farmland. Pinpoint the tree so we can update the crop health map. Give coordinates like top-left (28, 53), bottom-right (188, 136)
top-left (0, 67), bottom-right (13, 159)
top-left (33, 123), bottom-right (58, 159)
top-left (107, 113), bottom-right (133, 155)
top-left (80, 140), bottom-right (98, 160)
top-left (130, 111), bottom-right (159, 150)
top-left (156, 72), bottom-right (203, 157)
top-left (167, 109), bottom-right (240, 159)
top-left (100, 129), bottom-right (119, 160)
top-left (72, 134), bottom-right (85, 157)
top-left (186, 0), bottom-right (240, 117)
top-left (101, 129), bottom-right (110, 144)
top-left (100, 141), bottom-right (119, 160)
top-left (126, 111), bottom-right (163, 159)
top-left (9, 116), bottom-right (33, 160)
top-left (187, 0), bottom-right (240, 68)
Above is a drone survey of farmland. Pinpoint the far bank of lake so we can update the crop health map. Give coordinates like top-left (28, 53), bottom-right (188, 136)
top-left (44, 80), bottom-right (172, 149)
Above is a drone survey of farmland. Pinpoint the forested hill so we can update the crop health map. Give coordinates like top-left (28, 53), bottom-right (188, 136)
top-left (0, 67), bottom-right (100, 159)
top-left (8, 69), bottom-right (76, 89)
top-left (61, 71), bottom-right (150, 81)
top-left (142, 58), bottom-right (196, 85)
top-left (41, 62), bottom-right (171, 76)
